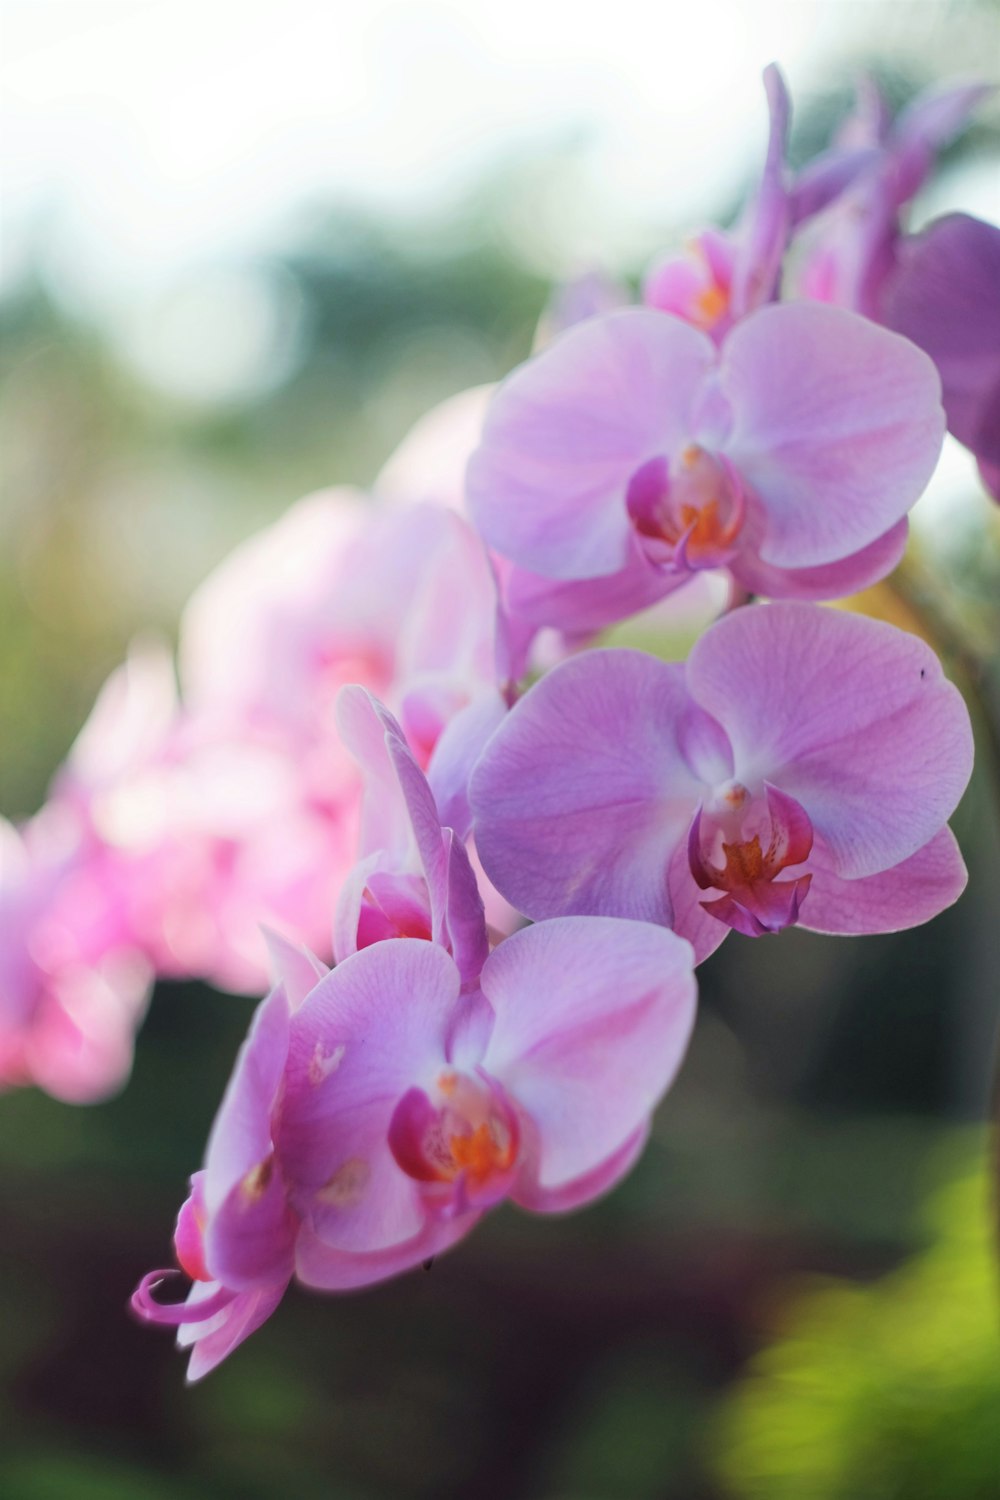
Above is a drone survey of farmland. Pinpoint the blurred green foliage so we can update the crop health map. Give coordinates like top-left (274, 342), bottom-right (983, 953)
top-left (711, 1143), bottom-right (1000, 1500)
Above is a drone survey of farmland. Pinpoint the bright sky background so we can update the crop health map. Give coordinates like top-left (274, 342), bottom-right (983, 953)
top-left (9, 0), bottom-right (996, 312)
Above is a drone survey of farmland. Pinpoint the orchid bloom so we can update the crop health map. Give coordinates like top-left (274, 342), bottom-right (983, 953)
top-left (645, 65), bottom-right (791, 342)
top-left (467, 302), bottom-right (943, 626)
top-left (133, 921), bottom-right (697, 1377)
top-left (281, 920), bottom-right (696, 1292)
top-left (470, 603), bottom-right (973, 963)
top-left (131, 932), bottom-right (461, 1380)
top-left (884, 213), bottom-right (1000, 502)
top-left (333, 687), bottom-right (488, 982)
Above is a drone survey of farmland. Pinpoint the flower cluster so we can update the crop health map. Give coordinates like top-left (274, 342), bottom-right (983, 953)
top-left (2, 66), bottom-right (990, 1376)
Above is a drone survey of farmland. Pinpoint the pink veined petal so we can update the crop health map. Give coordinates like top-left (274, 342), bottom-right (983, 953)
top-left (427, 688), bottom-right (509, 841)
top-left (728, 520), bottom-right (909, 601)
top-left (438, 829), bottom-right (490, 989)
top-left (182, 1280), bottom-right (290, 1383)
top-left (382, 723), bottom-right (483, 955)
top-left (358, 869), bottom-right (434, 946)
top-left (262, 929), bottom-right (329, 1012)
top-left (202, 984), bottom-right (291, 1218)
top-left (513, 1121), bottom-right (650, 1214)
top-left (467, 309), bottom-right (717, 580)
top-left (278, 941), bottom-right (463, 1253)
top-left (479, 917), bottom-right (697, 1194)
top-left (383, 728), bottom-right (451, 936)
top-left (719, 302), bottom-right (944, 568)
top-left (686, 602), bottom-right (974, 878)
top-left (298, 1105), bottom-right (430, 1254)
top-left (470, 649), bottom-right (706, 926)
top-left (204, 1156), bottom-right (299, 1292)
top-left (336, 686), bottom-right (413, 860)
top-left (501, 547), bottom-right (685, 634)
top-left (798, 826), bottom-right (968, 935)
top-left (294, 1211), bottom-right (476, 1290)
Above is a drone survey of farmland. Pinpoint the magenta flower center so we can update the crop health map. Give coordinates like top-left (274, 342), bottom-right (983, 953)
top-left (688, 780), bottom-right (814, 937)
top-left (626, 446), bottom-right (745, 571)
top-left (388, 1068), bottom-right (520, 1216)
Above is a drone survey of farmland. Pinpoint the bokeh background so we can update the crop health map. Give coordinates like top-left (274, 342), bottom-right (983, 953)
top-left (3, 2), bottom-right (1000, 1496)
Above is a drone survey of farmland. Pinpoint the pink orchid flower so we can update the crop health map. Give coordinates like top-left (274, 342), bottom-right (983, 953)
top-left (134, 921), bottom-right (697, 1378)
top-left (470, 602), bottom-right (973, 963)
top-left (131, 934), bottom-right (445, 1381)
top-left (467, 302), bottom-right (943, 626)
top-left (282, 920), bottom-right (696, 1300)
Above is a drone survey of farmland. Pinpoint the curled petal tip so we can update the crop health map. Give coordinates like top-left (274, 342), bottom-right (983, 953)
top-left (130, 1270), bottom-right (235, 1327)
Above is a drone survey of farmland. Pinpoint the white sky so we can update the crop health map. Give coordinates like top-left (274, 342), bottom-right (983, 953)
top-left (2, 1), bottom-right (996, 400)
top-left (0, 0), bottom-right (887, 304)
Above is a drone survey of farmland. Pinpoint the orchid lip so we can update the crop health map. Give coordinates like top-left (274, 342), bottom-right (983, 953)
top-left (388, 1066), bottom-right (521, 1217)
top-left (626, 448), bottom-right (745, 573)
top-left (688, 781), bottom-right (815, 936)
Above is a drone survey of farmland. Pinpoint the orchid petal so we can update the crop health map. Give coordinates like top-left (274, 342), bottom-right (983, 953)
top-left (884, 214), bottom-right (1000, 468)
top-left (262, 929), bottom-right (329, 1012)
top-left (514, 1122), bottom-right (650, 1214)
top-left (294, 1214), bottom-right (474, 1290)
top-left (480, 917), bottom-right (696, 1193)
top-left (720, 302), bottom-right (944, 568)
top-left (799, 827), bottom-right (967, 934)
top-left (202, 984), bottom-right (291, 1217)
top-left (182, 1280), bottom-right (289, 1383)
top-left (729, 520), bottom-right (909, 600)
top-left (471, 650), bottom-right (704, 925)
top-left (427, 688), bottom-right (509, 840)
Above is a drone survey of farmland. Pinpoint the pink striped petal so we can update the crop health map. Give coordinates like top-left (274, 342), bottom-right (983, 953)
top-left (720, 302), bottom-right (944, 568)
